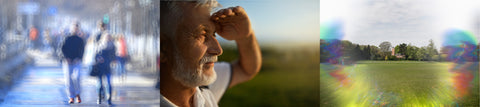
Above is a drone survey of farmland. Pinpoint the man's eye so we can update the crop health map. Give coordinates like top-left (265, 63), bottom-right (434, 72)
top-left (197, 34), bottom-right (206, 40)
top-left (195, 30), bottom-right (207, 39)
top-left (201, 30), bottom-right (207, 35)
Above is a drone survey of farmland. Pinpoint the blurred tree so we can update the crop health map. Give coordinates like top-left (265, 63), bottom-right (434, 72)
top-left (379, 41), bottom-right (392, 52)
top-left (379, 41), bottom-right (392, 60)
top-left (406, 44), bottom-right (418, 60)
top-left (364, 45), bottom-right (372, 60)
top-left (369, 45), bottom-right (381, 60)
top-left (394, 43), bottom-right (407, 60)
top-left (340, 40), bottom-right (354, 62)
top-left (353, 44), bottom-right (362, 61)
top-left (425, 39), bottom-right (438, 61)
top-left (417, 47), bottom-right (426, 61)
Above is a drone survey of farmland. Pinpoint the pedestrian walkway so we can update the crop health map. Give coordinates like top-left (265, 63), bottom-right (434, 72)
top-left (0, 54), bottom-right (160, 107)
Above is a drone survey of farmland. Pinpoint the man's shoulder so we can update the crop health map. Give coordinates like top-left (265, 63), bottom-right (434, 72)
top-left (62, 36), bottom-right (73, 42)
top-left (65, 35), bottom-right (77, 39)
top-left (67, 35), bottom-right (83, 40)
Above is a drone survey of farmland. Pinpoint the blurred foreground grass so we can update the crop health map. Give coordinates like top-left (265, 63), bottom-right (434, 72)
top-left (218, 44), bottom-right (320, 106)
top-left (320, 61), bottom-right (479, 106)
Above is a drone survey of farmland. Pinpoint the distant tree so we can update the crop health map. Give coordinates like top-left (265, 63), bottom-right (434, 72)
top-left (341, 40), bottom-right (354, 48)
top-left (406, 44), bottom-right (418, 60)
top-left (341, 40), bottom-right (354, 61)
top-left (394, 46), bottom-right (399, 54)
top-left (369, 45), bottom-right (381, 60)
top-left (417, 47), bottom-right (426, 61)
top-left (425, 39), bottom-right (438, 61)
top-left (394, 43), bottom-right (408, 60)
top-left (379, 41), bottom-right (392, 60)
top-left (398, 43), bottom-right (407, 57)
top-left (320, 39), bottom-right (328, 62)
top-left (364, 45), bottom-right (372, 60)
top-left (379, 41), bottom-right (392, 52)
top-left (353, 44), bottom-right (362, 60)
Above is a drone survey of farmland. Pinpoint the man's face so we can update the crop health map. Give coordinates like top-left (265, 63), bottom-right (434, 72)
top-left (171, 3), bottom-right (223, 88)
top-left (72, 24), bottom-right (79, 34)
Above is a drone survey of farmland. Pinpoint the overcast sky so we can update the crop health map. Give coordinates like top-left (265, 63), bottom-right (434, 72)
top-left (320, 0), bottom-right (480, 49)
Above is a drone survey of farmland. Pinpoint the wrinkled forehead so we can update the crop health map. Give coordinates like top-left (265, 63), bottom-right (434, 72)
top-left (180, 2), bottom-right (213, 16)
top-left (177, 0), bottom-right (220, 11)
top-left (180, 3), bottom-right (215, 29)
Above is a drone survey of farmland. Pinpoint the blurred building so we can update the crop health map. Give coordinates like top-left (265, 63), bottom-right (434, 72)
top-left (0, 0), bottom-right (159, 71)
top-left (0, 0), bottom-right (159, 36)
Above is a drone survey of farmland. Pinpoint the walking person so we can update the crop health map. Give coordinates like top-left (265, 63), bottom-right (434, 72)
top-left (61, 22), bottom-right (85, 104)
top-left (91, 21), bottom-right (108, 102)
top-left (43, 28), bottom-right (51, 51)
top-left (29, 26), bottom-right (39, 49)
top-left (115, 34), bottom-right (128, 82)
top-left (94, 32), bottom-right (116, 105)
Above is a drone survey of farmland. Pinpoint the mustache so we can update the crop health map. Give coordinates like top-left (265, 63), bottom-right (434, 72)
top-left (200, 56), bottom-right (218, 64)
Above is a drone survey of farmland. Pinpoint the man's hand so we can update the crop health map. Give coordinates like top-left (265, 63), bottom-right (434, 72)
top-left (212, 6), bottom-right (262, 88)
top-left (211, 6), bottom-right (252, 40)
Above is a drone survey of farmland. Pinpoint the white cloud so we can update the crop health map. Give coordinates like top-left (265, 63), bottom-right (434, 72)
top-left (320, 0), bottom-right (351, 23)
top-left (338, 0), bottom-right (480, 48)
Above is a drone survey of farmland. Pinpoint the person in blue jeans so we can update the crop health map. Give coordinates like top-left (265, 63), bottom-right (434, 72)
top-left (95, 32), bottom-right (116, 105)
top-left (61, 22), bottom-right (85, 104)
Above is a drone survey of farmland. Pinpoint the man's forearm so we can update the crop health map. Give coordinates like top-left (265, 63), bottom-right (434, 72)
top-left (235, 33), bottom-right (262, 76)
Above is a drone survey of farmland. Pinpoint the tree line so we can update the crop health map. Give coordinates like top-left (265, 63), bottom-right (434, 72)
top-left (321, 39), bottom-right (480, 63)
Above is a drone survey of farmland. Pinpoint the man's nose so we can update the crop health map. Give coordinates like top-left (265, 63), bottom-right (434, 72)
top-left (207, 37), bottom-right (223, 56)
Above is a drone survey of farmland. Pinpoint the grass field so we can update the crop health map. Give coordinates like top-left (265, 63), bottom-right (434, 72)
top-left (321, 61), bottom-right (479, 106)
top-left (218, 45), bottom-right (320, 106)
top-left (219, 67), bottom-right (319, 106)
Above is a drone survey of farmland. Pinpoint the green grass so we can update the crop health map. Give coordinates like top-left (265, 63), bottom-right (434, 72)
top-left (321, 61), bottom-right (479, 106)
top-left (218, 68), bottom-right (319, 107)
top-left (218, 46), bottom-right (320, 106)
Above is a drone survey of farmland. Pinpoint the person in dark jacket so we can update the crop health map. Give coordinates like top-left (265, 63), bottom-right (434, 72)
top-left (61, 22), bottom-right (85, 104)
top-left (95, 32), bottom-right (116, 105)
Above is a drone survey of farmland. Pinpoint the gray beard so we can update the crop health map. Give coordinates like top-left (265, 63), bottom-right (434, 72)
top-left (171, 53), bottom-right (217, 88)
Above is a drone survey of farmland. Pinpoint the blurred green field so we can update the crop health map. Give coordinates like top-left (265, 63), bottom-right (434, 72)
top-left (217, 44), bottom-right (320, 106)
top-left (320, 61), bottom-right (479, 106)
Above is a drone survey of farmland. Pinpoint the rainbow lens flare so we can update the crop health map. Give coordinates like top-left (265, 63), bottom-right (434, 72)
top-left (442, 28), bottom-right (479, 100)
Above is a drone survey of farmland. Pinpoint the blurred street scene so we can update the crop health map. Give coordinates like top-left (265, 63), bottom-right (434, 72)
top-left (0, 0), bottom-right (159, 106)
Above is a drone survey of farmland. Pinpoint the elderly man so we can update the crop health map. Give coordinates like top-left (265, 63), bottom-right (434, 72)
top-left (61, 22), bottom-right (85, 104)
top-left (160, 0), bottom-right (262, 107)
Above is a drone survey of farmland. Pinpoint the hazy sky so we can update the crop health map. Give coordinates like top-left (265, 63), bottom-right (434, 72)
top-left (216, 0), bottom-right (319, 44)
top-left (320, 0), bottom-right (480, 49)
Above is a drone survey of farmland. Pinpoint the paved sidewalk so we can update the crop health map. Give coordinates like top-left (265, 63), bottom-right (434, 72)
top-left (0, 55), bottom-right (160, 107)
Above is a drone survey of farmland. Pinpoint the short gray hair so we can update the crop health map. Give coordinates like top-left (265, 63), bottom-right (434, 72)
top-left (160, 0), bottom-right (220, 42)
top-left (70, 21), bottom-right (80, 34)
